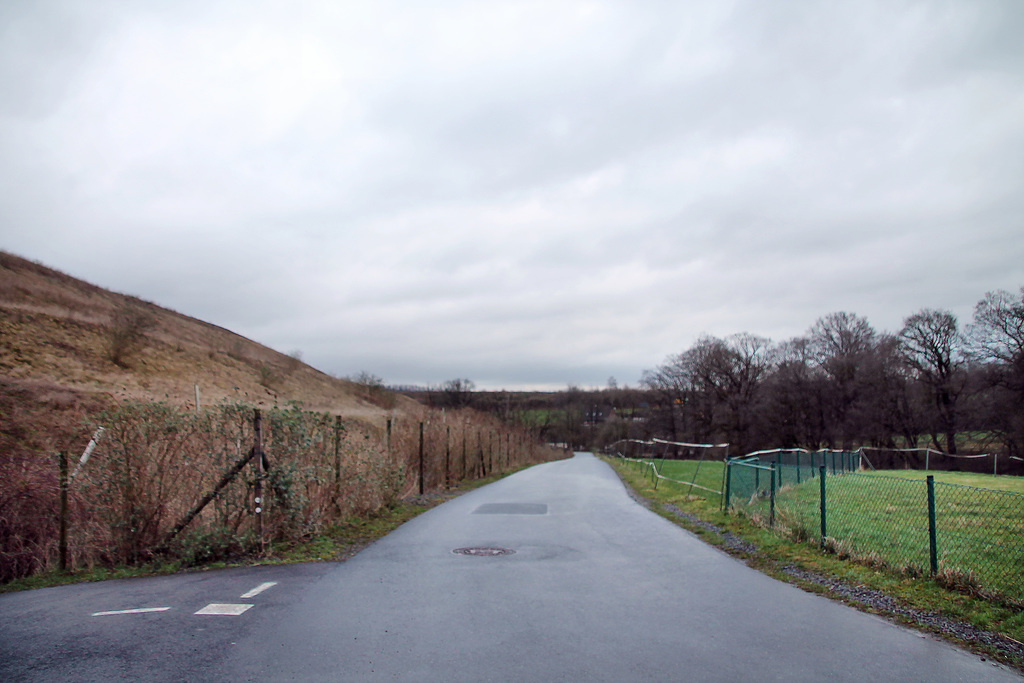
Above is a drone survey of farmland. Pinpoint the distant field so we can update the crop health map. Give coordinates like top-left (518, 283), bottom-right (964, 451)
top-left (862, 469), bottom-right (1024, 494)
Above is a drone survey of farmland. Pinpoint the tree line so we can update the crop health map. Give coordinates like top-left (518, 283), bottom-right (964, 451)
top-left (637, 287), bottom-right (1024, 458)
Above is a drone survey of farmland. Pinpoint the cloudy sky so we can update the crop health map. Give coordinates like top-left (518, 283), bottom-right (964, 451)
top-left (2, 1), bottom-right (1022, 389)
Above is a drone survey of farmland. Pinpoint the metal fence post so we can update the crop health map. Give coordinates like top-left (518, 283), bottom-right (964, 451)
top-left (723, 461), bottom-right (732, 512)
top-left (796, 451), bottom-right (801, 484)
top-left (769, 463), bottom-right (776, 528)
top-left (927, 475), bottom-right (938, 575)
top-left (818, 465), bottom-right (826, 549)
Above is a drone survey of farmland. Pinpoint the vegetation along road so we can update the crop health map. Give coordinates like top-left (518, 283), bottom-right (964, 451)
top-left (1, 453), bottom-right (1018, 681)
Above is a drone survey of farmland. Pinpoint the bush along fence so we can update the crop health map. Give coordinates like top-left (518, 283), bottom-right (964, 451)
top-left (723, 454), bottom-right (1024, 606)
top-left (2, 400), bottom-right (563, 583)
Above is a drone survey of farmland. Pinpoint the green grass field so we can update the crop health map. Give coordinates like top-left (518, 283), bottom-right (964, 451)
top-left (862, 469), bottom-right (1024, 493)
top-left (734, 468), bottom-right (1024, 604)
top-left (631, 458), bottom-right (726, 500)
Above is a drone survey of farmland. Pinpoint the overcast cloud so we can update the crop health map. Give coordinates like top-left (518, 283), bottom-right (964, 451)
top-left (2, 0), bottom-right (1023, 389)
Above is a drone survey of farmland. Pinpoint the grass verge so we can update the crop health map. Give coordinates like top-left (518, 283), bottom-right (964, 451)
top-left (606, 456), bottom-right (1024, 672)
top-left (0, 469), bottom-right (515, 595)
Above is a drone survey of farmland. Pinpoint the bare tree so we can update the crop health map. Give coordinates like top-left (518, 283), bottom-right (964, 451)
top-left (763, 336), bottom-right (826, 448)
top-left (970, 287), bottom-right (1024, 366)
top-left (899, 308), bottom-right (966, 453)
top-left (970, 286), bottom-right (1024, 456)
top-left (646, 333), bottom-right (775, 454)
top-left (808, 312), bottom-right (877, 448)
top-left (809, 311), bottom-right (876, 361)
top-left (442, 378), bottom-right (476, 408)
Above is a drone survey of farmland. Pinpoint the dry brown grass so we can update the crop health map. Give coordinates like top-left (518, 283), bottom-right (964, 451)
top-left (0, 250), bottom-right (399, 416)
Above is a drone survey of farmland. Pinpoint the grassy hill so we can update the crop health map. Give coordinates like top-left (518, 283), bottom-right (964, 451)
top-left (0, 250), bottom-right (424, 445)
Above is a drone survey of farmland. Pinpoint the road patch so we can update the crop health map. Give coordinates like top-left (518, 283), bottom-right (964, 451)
top-left (195, 603), bottom-right (253, 616)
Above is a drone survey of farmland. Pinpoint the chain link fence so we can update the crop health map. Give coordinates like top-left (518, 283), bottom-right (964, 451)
top-left (724, 457), bottom-right (1024, 606)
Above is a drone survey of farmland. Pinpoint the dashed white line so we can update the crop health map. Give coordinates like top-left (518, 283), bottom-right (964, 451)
top-left (92, 607), bottom-right (171, 617)
top-left (195, 603), bottom-right (253, 616)
top-left (240, 581), bottom-right (277, 599)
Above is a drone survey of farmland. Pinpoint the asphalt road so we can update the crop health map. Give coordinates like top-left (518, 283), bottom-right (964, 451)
top-left (1, 453), bottom-right (1018, 681)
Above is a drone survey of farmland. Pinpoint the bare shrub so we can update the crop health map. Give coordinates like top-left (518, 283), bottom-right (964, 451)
top-left (349, 371), bottom-right (397, 409)
top-left (284, 349), bottom-right (304, 375)
top-left (106, 302), bottom-right (156, 367)
top-left (226, 339), bottom-right (248, 362)
top-left (257, 362), bottom-right (279, 389)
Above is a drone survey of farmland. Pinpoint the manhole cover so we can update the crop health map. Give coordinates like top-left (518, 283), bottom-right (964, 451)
top-left (453, 546), bottom-right (515, 557)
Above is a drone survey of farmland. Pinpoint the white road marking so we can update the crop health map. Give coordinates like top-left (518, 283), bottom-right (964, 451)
top-left (92, 607), bottom-right (171, 617)
top-left (240, 581), bottom-right (277, 599)
top-left (194, 603), bottom-right (253, 616)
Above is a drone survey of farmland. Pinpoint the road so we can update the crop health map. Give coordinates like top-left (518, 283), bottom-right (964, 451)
top-left (1, 453), bottom-right (1018, 681)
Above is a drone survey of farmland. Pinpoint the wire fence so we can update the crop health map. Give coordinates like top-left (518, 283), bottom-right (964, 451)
top-left (724, 457), bottom-right (1024, 606)
top-left (860, 447), bottom-right (1024, 476)
top-left (604, 439), bottom-right (728, 498)
top-left (0, 400), bottom-right (562, 584)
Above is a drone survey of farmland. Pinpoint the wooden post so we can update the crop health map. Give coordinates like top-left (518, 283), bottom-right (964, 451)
top-left (58, 452), bottom-right (68, 571)
top-left (386, 418), bottom-right (392, 451)
top-left (418, 422), bottom-right (425, 495)
top-left (445, 426), bottom-right (451, 488)
top-left (478, 430), bottom-right (485, 477)
top-left (334, 415), bottom-right (343, 512)
top-left (254, 409), bottom-right (264, 551)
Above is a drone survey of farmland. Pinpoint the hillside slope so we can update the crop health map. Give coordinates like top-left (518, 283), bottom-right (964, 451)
top-left (0, 251), bottom-right (417, 445)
